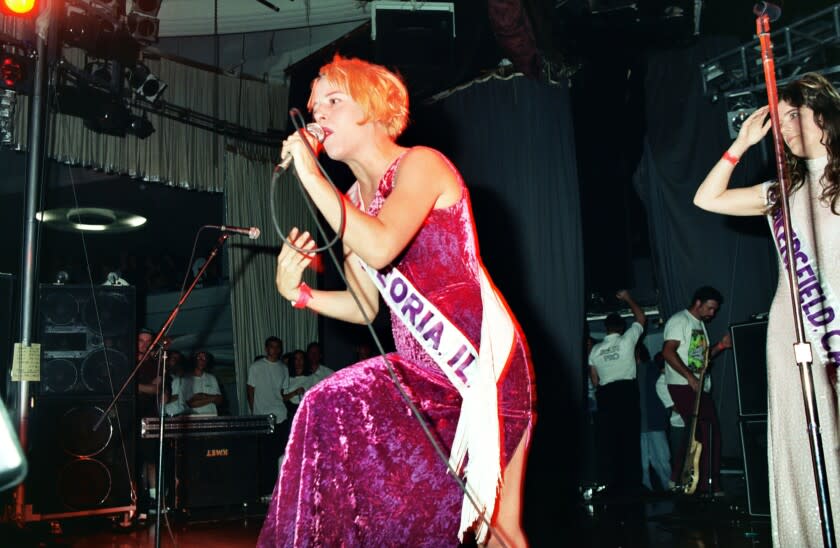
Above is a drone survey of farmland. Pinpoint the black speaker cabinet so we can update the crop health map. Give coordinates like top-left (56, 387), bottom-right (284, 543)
top-left (739, 418), bottom-right (770, 517)
top-left (175, 436), bottom-right (260, 509)
top-left (27, 284), bottom-right (137, 518)
top-left (37, 284), bottom-right (135, 397)
top-left (29, 398), bottom-right (135, 515)
top-left (730, 319), bottom-right (768, 416)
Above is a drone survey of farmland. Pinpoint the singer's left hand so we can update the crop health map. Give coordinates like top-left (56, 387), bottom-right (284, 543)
top-left (276, 227), bottom-right (317, 301)
top-left (280, 127), bottom-right (321, 179)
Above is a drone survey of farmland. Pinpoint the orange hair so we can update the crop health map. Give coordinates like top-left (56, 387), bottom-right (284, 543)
top-left (307, 54), bottom-right (409, 139)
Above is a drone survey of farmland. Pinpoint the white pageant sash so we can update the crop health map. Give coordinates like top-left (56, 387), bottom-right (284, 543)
top-left (768, 209), bottom-right (840, 368)
top-left (358, 258), bottom-right (514, 543)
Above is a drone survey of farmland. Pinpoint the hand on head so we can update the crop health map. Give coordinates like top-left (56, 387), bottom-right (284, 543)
top-left (736, 105), bottom-right (772, 148)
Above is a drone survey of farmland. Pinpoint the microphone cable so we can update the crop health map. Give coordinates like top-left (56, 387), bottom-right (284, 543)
top-left (269, 108), bottom-right (506, 546)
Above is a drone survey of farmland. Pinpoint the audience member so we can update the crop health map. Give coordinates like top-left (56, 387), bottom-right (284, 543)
top-left (305, 341), bottom-right (334, 386)
top-left (247, 336), bottom-right (290, 496)
top-left (588, 289), bottom-right (646, 494)
top-left (173, 351), bottom-right (224, 416)
top-left (283, 350), bottom-right (310, 419)
top-left (637, 343), bottom-right (671, 491)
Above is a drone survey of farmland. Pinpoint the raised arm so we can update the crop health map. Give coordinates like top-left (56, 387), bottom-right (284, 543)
top-left (616, 289), bottom-right (645, 328)
top-left (693, 105), bottom-right (772, 216)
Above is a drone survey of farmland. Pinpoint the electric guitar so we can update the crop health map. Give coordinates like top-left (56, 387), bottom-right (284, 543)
top-left (679, 346), bottom-right (710, 495)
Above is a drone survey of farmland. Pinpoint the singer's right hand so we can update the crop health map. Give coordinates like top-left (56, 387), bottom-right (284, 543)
top-left (276, 227), bottom-right (317, 301)
top-left (280, 126), bottom-right (322, 180)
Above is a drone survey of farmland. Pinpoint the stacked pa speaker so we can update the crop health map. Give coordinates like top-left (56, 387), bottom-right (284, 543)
top-left (29, 284), bottom-right (136, 517)
top-left (731, 319), bottom-right (769, 517)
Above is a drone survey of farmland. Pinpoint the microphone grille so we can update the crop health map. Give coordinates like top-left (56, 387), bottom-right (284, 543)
top-left (305, 123), bottom-right (326, 144)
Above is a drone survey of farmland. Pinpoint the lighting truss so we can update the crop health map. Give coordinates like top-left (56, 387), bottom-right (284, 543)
top-left (700, 3), bottom-right (840, 102)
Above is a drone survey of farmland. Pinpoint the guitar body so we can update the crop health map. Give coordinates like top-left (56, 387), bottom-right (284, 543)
top-left (678, 347), bottom-right (710, 495)
top-left (680, 439), bottom-right (703, 495)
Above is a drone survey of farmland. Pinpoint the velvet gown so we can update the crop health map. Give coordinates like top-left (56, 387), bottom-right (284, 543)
top-left (257, 149), bottom-right (537, 546)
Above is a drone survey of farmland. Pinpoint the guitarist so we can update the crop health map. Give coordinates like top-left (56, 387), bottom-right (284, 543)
top-left (661, 286), bottom-right (732, 496)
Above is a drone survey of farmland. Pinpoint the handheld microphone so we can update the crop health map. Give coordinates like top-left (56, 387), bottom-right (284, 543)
top-left (210, 225), bottom-right (261, 239)
top-left (753, 2), bottom-right (781, 22)
top-left (276, 123), bottom-right (326, 172)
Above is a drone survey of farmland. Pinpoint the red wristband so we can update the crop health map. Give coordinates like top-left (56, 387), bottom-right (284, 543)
top-left (722, 151), bottom-right (739, 166)
top-left (292, 282), bottom-right (312, 309)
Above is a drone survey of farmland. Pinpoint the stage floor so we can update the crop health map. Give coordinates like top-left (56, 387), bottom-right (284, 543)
top-left (0, 491), bottom-right (771, 547)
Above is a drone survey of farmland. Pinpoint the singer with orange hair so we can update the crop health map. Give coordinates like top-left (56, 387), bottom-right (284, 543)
top-left (258, 54), bottom-right (536, 547)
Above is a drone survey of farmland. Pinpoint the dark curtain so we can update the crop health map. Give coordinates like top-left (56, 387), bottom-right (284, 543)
top-left (412, 75), bottom-right (585, 538)
top-left (635, 37), bottom-right (778, 457)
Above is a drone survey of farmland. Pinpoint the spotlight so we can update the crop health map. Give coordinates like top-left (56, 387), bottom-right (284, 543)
top-left (83, 98), bottom-right (131, 137)
top-left (128, 63), bottom-right (166, 102)
top-left (127, 11), bottom-right (159, 44)
top-left (0, 51), bottom-right (33, 93)
top-left (85, 61), bottom-right (114, 87)
top-left (127, 114), bottom-right (154, 139)
top-left (725, 91), bottom-right (757, 139)
top-left (128, 0), bottom-right (161, 17)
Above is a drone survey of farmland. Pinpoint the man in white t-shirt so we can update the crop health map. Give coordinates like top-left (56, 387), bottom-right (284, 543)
top-left (588, 289), bottom-right (646, 494)
top-left (172, 350), bottom-right (224, 416)
top-left (662, 286), bottom-right (731, 496)
top-left (305, 341), bottom-right (335, 387)
top-left (247, 336), bottom-right (289, 495)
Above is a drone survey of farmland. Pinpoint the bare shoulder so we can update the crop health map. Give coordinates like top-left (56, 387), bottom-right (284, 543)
top-left (395, 147), bottom-right (460, 205)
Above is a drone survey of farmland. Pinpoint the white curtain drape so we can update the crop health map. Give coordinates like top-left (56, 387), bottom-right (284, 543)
top-left (2, 24), bottom-right (320, 414)
top-left (11, 48), bottom-right (288, 190)
top-left (223, 155), bottom-right (318, 415)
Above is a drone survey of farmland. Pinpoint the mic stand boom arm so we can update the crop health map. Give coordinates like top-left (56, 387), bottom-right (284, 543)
top-left (756, 10), bottom-right (836, 547)
top-left (92, 233), bottom-right (229, 548)
top-left (94, 233), bottom-right (230, 429)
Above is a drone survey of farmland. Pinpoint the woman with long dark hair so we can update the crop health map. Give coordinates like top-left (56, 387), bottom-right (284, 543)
top-left (694, 72), bottom-right (840, 546)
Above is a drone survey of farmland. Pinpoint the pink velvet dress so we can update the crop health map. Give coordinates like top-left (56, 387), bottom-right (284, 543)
top-left (257, 149), bottom-right (536, 547)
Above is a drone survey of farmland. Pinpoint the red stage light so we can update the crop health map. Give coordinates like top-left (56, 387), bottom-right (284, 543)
top-left (1, 0), bottom-right (38, 16)
top-left (0, 52), bottom-right (32, 93)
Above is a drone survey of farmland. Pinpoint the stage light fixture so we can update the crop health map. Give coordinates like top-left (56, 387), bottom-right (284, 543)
top-left (127, 114), bottom-right (154, 139)
top-left (0, 0), bottom-right (38, 17)
top-left (83, 98), bottom-right (131, 137)
top-left (89, 0), bottom-right (122, 19)
top-left (0, 51), bottom-right (33, 93)
top-left (128, 0), bottom-right (161, 17)
top-left (126, 11), bottom-right (159, 44)
top-left (128, 63), bottom-right (165, 102)
top-left (85, 61), bottom-right (112, 86)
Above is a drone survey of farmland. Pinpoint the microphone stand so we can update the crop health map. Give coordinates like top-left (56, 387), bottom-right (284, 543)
top-left (755, 7), bottom-right (835, 547)
top-left (92, 233), bottom-right (230, 548)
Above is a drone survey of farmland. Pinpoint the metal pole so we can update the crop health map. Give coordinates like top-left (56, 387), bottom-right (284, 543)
top-left (755, 7), bottom-right (835, 546)
top-left (12, 1), bottom-right (52, 523)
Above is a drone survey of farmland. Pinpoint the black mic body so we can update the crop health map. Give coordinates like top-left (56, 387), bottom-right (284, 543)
top-left (210, 225), bottom-right (261, 239)
top-left (753, 2), bottom-right (781, 22)
top-left (276, 123), bottom-right (326, 172)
